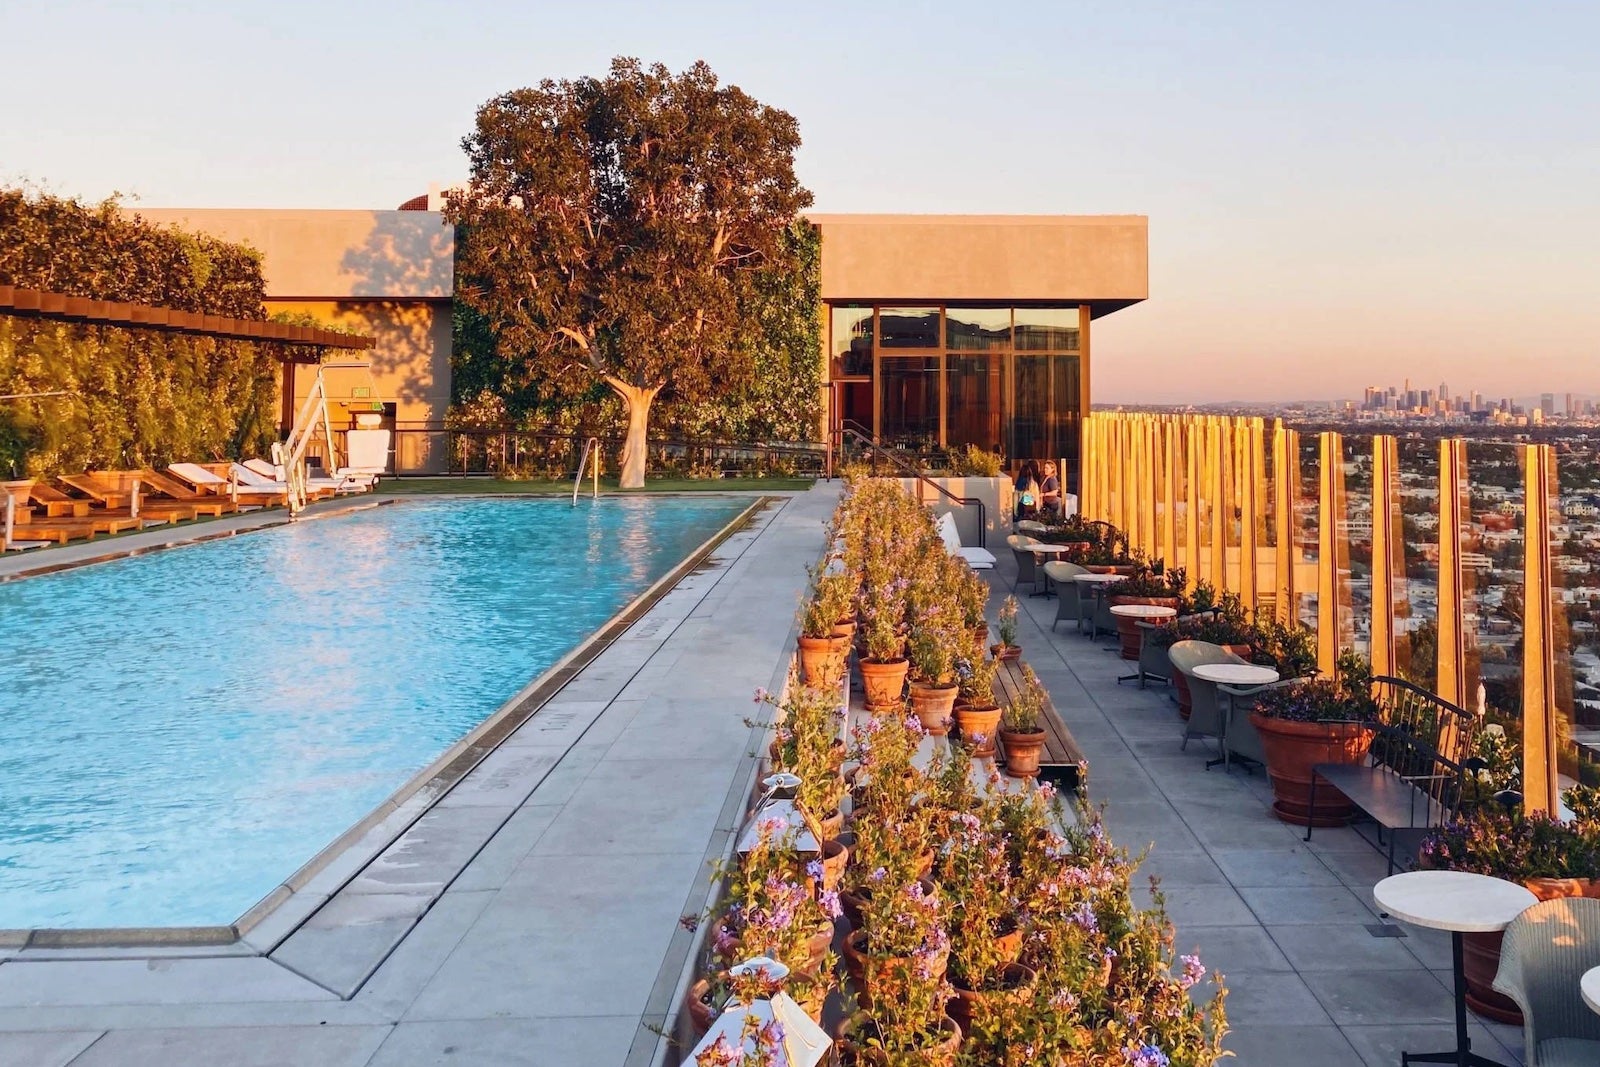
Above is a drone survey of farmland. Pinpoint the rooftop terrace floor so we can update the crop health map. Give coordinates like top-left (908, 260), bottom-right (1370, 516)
top-left (996, 557), bottom-right (1530, 1067)
top-left (0, 486), bottom-right (1535, 1066)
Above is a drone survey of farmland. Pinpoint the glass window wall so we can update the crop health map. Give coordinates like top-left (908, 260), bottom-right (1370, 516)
top-left (946, 354), bottom-right (1003, 451)
top-left (879, 357), bottom-right (940, 448)
top-left (878, 307), bottom-right (941, 349)
top-left (831, 306), bottom-right (874, 378)
top-left (946, 308), bottom-right (1011, 351)
top-left (1014, 307), bottom-right (1081, 351)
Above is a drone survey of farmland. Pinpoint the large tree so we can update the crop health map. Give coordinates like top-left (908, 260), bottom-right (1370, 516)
top-left (449, 58), bottom-right (813, 487)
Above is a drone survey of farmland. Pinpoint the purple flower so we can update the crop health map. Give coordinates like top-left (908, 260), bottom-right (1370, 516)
top-left (753, 687), bottom-right (770, 704)
top-left (698, 1034), bottom-right (742, 1067)
top-left (805, 859), bottom-right (824, 881)
top-left (1124, 1044), bottom-right (1169, 1067)
top-left (1179, 953), bottom-right (1206, 989)
top-left (869, 866), bottom-right (887, 883)
top-left (819, 889), bottom-right (842, 919)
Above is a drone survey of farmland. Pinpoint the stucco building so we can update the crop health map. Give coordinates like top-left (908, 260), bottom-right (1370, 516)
top-left (141, 204), bottom-right (1147, 481)
top-left (134, 207), bottom-right (455, 474)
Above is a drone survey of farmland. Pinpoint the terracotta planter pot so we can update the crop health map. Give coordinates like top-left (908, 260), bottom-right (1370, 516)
top-left (1463, 876), bottom-right (1600, 1024)
top-left (908, 681), bottom-right (958, 735)
top-left (685, 976), bottom-right (719, 1037)
top-left (860, 657), bottom-right (909, 710)
top-left (819, 837), bottom-right (849, 892)
top-left (990, 643), bottom-right (1021, 662)
top-left (1086, 564), bottom-right (1136, 576)
top-left (1250, 713), bottom-right (1374, 827)
top-left (992, 916), bottom-right (1023, 964)
top-left (948, 961), bottom-right (1037, 1036)
top-left (832, 618), bottom-right (858, 641)
top-left (1001, 727), bottom-right (1048, 778)
top-left (954, 703), bottom-right (1002, 756)
top-left (842, 929), bottom-right (949, 1010)
top-left (798, 633), bottom-right (850, 688)
top-left (837, 1012), bottom-right (962, 1067)
top-left (819, 806), bottom-right (845, 842)
top-left (1110, 595), bottom-right (1182, 659)
top-left (969, 623), bottom-right (989, 648)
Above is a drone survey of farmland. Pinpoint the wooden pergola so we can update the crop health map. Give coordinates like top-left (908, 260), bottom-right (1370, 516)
top-left (0, 284), bottom-right (375, 351)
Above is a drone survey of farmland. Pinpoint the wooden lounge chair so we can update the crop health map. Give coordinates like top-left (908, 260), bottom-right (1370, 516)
top-left (59, 473), bottom-right (199, 524)
top-left (168, 463), bottom-right (286, 508)
top-left (135, 469), bottom-right (240, 516)
top-left (3, 484), bottom-right (62, 549)
top-left (23, 482), bottom-right (147, 534)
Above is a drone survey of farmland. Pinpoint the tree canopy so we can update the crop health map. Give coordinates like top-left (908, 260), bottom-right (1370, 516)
top-left (448, 57), bottom-right (814, 486)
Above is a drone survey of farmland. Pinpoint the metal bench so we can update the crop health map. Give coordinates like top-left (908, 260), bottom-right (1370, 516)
top-left (1305, 676), bottom-right (1480, 875)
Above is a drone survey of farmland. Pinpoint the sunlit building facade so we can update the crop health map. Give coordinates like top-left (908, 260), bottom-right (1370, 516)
top-left (808, 214), bottom-right (1148, 488)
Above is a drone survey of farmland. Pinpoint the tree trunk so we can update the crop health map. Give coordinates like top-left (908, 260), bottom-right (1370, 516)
top-left (609, 380), bottom-right (660, 490)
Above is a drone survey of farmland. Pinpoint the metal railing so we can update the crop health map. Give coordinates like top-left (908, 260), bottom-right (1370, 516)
top-left (572, 437), bottom-right (599, 505)
top-left (388, 426), bottom-right (827, 481)
top-left (832, 426), bottom-right (988, 548)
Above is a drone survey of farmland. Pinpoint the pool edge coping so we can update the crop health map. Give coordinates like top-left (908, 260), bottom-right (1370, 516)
top-left (7, 493), bottom-right (779, 950)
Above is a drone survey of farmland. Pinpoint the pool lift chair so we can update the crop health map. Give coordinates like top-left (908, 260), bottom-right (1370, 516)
top-left (273, 360), bottom-right (391, 517)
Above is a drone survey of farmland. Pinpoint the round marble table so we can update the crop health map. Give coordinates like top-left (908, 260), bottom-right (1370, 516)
top-left (1191, 662), bottom-right (1280, 687)
top-left (1583, 966), bottom-right (1600, 1016)
top-left (1109, 604), bottom-right (1178, 621)
top-left (1025, 543), bottom-right (1072, 555)
top-left (1374, 871), bottom-right (1536, 1067)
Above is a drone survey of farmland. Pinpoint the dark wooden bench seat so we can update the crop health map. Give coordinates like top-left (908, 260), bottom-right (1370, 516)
top-left (995, 657), bottom-right (1089, 795)
top-left (1306, 676), bottom-right (1479, 875)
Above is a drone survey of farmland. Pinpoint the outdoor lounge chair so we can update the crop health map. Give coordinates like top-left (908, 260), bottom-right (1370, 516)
top-left (59, 473), bottom-right (199, 525)
top-left (136, 469), bottom-right (240, 515)
top-left (1044, 560), bottom-right (1086, 631)
top-left (1170, 640), bottom-right (1249, 758)
top-left (1493, 897), bottom-right (1600, 1066)
top-left (167, 463), bottom-right (286, 507)
top-left (3, 486), bottom-right (56, 550)
top-left (1006, 534), bottom-right (1040, 593)
top-left (23, 482), bottom-right (149, 535)
top-left (225, 462), bottom-right (336, 502)
top-left (242, 458), bottom-right (371, 495)
top-left (935, 511), bottom-right (995, 569)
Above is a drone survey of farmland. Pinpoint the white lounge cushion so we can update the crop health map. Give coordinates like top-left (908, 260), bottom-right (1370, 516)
top-left (957, 547), bottom-right (996, 570)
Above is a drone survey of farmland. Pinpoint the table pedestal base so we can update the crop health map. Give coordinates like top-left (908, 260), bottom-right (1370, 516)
top-left (1401, 932), bottom-right (1510, 1067)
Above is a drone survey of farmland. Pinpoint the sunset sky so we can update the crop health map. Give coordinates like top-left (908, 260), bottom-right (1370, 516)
top-left (4, 1), bottom-right (1596, 403)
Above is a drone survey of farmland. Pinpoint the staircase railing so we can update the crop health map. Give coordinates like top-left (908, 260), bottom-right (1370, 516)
top-left (831, 426), bottom-right (988, 548)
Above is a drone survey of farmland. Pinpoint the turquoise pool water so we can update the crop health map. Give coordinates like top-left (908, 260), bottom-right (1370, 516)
top-left (0, 495), bottom-right (749, 929)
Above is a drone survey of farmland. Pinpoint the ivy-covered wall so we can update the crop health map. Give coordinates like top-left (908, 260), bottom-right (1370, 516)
top-left (0, 190), bottom-right (278, 476)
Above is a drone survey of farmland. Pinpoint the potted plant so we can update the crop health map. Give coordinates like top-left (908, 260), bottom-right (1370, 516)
top-left (763, 685), bottom-right (848, 848)
top-left (1249, 658), bottom-right (1381, 826)
top-left (838, 880), bottom-right (958, 1064)
top-left (796, 570), bottom-right (853, 688)
top-left (1251, 620), bottom-right (1319, 680)
top-left (856, 559), bottom-right (910, 710)
top-left (954, 642), bottom-right (1002, 757)
top-left (684, 811), bottom-right (842, 1030)
top-left (991, 595), bottom-right (1022, 661)
top-left (1421, 808), bottom-right (1600, 1022)
top-left (907, 619), bottom-right (959, 736)
top-left (841, 713), bottom-right (933, 924)
top-left (938, 797), bottom-right (1034, 1036)
top-left (999, 665), bottom-right (1049, 779)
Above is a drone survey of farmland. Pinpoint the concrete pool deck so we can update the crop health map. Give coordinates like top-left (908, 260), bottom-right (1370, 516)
top-left (0, 483), bottom-right (837, 1066)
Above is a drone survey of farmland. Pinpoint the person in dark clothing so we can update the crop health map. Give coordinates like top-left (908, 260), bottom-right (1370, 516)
top-left (1014, 460), bottom-right (1041, 520)
top-left (1040, 461), bottom-right (1062, 518)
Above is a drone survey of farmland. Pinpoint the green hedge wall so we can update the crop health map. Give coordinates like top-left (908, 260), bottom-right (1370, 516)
top-left (0, 190), bottom-right (278, 476)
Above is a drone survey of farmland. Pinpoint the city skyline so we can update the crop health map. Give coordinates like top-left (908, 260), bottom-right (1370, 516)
top-left (4, 2), bottom-right (1598, 403)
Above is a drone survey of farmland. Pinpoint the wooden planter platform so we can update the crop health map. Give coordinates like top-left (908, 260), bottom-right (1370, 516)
top-left (995, 658), bottom-right (1089, 795)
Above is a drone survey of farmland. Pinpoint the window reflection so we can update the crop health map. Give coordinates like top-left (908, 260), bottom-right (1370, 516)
top-left (947, 354), bottom-right (1003, 451)
top-left (1014, 307), bottom-right (1081, 351)
top-left (946, 307), bottom-right (1011, 351)
top-left (880, 357), bottom-right (940, 447)
top-left (831, 306), bottom-right (873, 377)
top-left (878, 307), bottom-right (941, 349)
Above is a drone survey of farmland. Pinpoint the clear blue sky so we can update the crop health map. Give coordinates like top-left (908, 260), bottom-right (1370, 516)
top-left (3, 1), bottom-right (1597, 403)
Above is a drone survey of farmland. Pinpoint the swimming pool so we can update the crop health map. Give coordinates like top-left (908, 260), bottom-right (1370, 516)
top-left (0, 495), bottom-right (751, 930)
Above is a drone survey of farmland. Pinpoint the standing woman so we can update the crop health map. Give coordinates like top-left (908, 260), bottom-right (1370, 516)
top-left (1015, 460), bottom-right (1041, 521)
top-left (1040, 461), bottom-right (1063, 518)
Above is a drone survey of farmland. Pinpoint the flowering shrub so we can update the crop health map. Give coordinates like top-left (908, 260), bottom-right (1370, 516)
top-left (1251, 675), bottom-right (1380, 725)
top-left (798, 568), bottom-right (855, 640)
top-left (996, 596), bottom-right (1020, 648)
top-left (956, 638), bottom-right (1000, 708)
top-left (1420, 808), bottom-right (1600, 881)
top-left (761, 684), bottom-right (845, 821)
